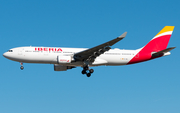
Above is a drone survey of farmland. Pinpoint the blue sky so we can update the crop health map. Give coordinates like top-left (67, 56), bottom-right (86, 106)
top-left (0, 0), bottom-right (180, 113)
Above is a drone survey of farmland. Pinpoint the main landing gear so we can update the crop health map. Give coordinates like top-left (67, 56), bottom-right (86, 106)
top-left (20, 62), bottom-right (24, 70)
top-left (81, 66), bottom-right (94, 77)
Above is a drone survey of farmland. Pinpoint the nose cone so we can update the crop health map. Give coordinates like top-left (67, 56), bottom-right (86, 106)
top-left (3, 52), bottom-right (12, 60)
top-left (3, 50), bottom-right (19, 62)
top-left (3, 52), bottom-right (8, 58)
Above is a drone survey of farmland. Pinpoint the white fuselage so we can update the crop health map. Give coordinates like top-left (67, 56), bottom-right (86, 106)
top-left (3, 46), bottom-right (139, 67)
top-left (2, 26), bottom-right (174, 77)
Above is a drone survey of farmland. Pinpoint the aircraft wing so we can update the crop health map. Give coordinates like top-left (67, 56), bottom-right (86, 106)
top-left (74, 32), bottom-right (127, 62)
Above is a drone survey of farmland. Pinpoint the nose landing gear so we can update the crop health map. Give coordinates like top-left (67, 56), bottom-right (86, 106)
top-left (20, 62), bottom-right (24, 70)
top-left (81, 66), bottom-right (94, 77)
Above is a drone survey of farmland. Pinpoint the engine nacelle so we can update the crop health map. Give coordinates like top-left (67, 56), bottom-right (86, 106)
top-left (57, 56), bottom-right (72, 64)
top-left (54, 64), bottom-right (74, 71)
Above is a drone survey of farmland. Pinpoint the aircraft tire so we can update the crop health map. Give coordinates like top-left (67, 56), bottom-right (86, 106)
top-left (20, 66), bottom-right (24, 70)
top-left (87, 73), bottom-right (91, 77)
top-left (89, 69), bottom-right (94, 73)
top-left (82, 70), bottom-right (86, 74)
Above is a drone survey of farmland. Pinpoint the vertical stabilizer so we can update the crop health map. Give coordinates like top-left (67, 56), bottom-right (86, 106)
top-left (147, 26), bottom-right (174, 51)
top-left (128, 26), bottom-right (174, 64)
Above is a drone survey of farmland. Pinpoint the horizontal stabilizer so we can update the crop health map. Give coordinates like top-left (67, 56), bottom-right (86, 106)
top-left (152, 47), bottom-right (176, 58)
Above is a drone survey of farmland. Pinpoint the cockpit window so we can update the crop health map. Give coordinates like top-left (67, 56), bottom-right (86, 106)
top-left (8, 50), bottom-right (13, 52)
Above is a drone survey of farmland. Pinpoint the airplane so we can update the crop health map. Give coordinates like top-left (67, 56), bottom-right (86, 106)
top-left (3, 26), bottom-right (175, 77)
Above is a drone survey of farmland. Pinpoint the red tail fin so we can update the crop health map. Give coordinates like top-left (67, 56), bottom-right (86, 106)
top-left (128, 26), bottom-right (174, 64)
top-left (143, 26), bottom-right (174, 52)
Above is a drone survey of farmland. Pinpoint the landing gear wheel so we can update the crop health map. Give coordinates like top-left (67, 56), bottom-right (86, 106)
top-left (20, 66), bottom-right (24, 70)
top-left (86, 73), bottom-right (91, 77)
top-left (82, 70), bottom-right (86, 74)
top-left (82, 65), bottom-right (93, 77)
top-left (89, 69), bottom-right (94, 73)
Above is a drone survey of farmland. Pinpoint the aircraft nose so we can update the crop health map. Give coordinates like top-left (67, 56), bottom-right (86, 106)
top-left (3, 52), bottom-right (13, 60)
top-left (3, 52), bottom-right (11, 59)
top-left (3, 52), bottom-right (8, 58)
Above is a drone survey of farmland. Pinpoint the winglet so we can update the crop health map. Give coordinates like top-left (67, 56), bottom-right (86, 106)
top-left (118, 32), bottom-right (127, 39)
